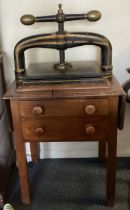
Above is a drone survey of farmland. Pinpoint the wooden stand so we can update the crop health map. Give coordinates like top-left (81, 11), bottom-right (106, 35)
top-left (3, 76), bottom-right (126, 207)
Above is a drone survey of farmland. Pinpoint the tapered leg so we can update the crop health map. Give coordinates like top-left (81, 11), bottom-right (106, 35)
top-left (106, 97), bottom-right (118, 207)
top-left (98, 141), bottom-right (106, 161)
top-left (106, 131), bottom-right (117, 206)
top-left (30, 142), bottom-right (39, 162)
top-left (106, 158), bottom-right (116, 206)
top-left (11, 100), bottom-right (30, 204)
top-left (15, 137), bottom-right (30, 204)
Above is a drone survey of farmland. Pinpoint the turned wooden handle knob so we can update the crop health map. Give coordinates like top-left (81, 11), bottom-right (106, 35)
top-left (35, 127), bottom-right (44, 136)
top-left (85, 105), bottom-right (96, 115)
top-left (85, 124), bottom-right (95, 135)
top-left (32, 106), bottom-right (43, 115)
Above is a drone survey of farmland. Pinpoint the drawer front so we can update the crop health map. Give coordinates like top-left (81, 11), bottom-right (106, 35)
top-left (22, 117), bottom-right (109, 141)
top-left (20, 99), bottom-right (109, 118)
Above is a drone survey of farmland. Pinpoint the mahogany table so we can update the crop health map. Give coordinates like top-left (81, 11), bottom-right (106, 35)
top-left (3, 76), bottom-right (126, 206)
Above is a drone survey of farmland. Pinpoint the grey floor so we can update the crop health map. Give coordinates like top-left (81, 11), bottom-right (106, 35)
top-left (8, 158), bottom-right (130, 210)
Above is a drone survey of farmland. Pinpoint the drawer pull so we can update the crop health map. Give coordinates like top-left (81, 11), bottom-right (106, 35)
top-left (35, 127), bottom-right (44, 136)
top-left (32, 106), bottom-right (43, 115)
top-left (85, 124), bottom-right (95, 135)
top-left (85, 105), bottom-right (96, 115)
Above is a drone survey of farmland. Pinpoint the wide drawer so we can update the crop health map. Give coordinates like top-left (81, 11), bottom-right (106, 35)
top-left (22, 117), bottom-right (109, 141)
top-left (20, 98), bottom-right (109, 118)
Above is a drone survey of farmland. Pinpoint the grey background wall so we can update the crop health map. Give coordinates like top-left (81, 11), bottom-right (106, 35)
top-left (0, 0), bottom-right (130, 158)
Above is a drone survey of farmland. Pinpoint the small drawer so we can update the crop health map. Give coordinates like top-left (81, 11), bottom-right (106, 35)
top-left (20, 98), bottom-right (109, 118)
top-left (22, 117), bottom-right (109, 141)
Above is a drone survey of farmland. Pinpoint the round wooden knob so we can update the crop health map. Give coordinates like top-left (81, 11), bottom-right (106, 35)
top-left (85, 124), bottom-right (95, 135)
top-left (32, 106), bottom-right (43, 115)
top-left (85, 105), bottom-right (96, 115)
top-left (20, 14), bottom-right (35, 25)
top-left (35, 127), bottom-right (44, 136)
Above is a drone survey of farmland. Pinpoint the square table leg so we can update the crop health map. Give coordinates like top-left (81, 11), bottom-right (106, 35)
top-left (10, 100), bottom-right (30, 204)
top-left (99, 141), bottom-right (106, 161)
top-left (30, 142), bottom-right (39, 163)
top-left (106, 129), bottom-right (117, 206)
